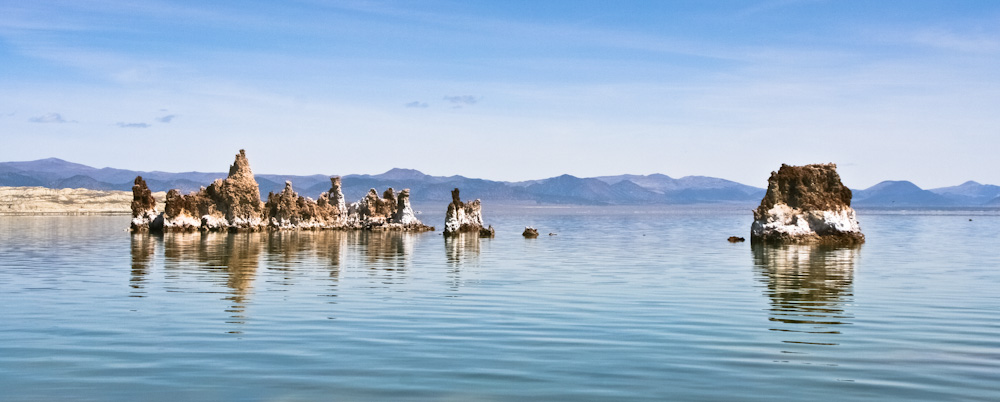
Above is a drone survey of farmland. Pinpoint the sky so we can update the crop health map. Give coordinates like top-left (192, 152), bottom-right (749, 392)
top-left (1, 0), bottom-right (999, 189)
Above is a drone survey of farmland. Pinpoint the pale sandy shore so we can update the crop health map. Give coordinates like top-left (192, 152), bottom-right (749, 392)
top-left (0, 186), bottom-right (166, 216)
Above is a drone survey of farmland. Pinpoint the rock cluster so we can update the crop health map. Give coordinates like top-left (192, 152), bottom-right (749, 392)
top-left (130, 150), bottom-right (433, 232)
top-left (443, 188), bottom-right (494, 237)
top-left (750, 163), bottom-right (864, 244)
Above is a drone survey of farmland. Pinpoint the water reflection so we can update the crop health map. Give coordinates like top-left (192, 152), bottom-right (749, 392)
top-left (265, 231), bottom-right (349, 278)
top-left (129, 233), bottom-right (158, 296)
top-left (444, 234), bottom-right (486, 293)
top-left (444, 233), bottom-right (482, 265)
top-left (752, 244), bottom-right (859, 348)
top-left (130, 230), bottom-right (421, 332)
top-left (359, 231), bottom-right (414, 269)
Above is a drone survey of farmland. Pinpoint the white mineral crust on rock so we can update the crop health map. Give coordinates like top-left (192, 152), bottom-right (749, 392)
top-left (443, 188), bottom-right (492, 237)
top-left (393, 189), bottom-right (420, 226)
top-left (751, 204), bottom-right (861, 239)
top-left (444, 200), bottom-right (484, 233)
top-left (164, 212), bottom-right (201, 230)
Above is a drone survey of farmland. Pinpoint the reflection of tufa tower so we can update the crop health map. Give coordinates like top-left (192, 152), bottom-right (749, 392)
top-left (445, 233), bottom-right (482, 265)
top-left (129, 233), bottom-right (158, 295)
top-left (359, 231), bottom-right (414, 269)
top-left (159, 231), bottom-right (264, 332)
top-left (752, 244), bottom-right (859, 345)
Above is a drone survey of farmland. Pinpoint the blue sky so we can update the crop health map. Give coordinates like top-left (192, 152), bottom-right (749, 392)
top-left (1, 1), bottom-right (998, 188)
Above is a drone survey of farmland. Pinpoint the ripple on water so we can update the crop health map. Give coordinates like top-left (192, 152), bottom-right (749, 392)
top-left (1, 211), bottom-right (999, 401)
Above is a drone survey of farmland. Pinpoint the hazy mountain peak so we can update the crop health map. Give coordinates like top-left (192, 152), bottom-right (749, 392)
top-left (864, 180), bottom-right (921, 192)
top-left (928, 180), bottom-right (1000, 200)
top-left (375, 168), bottom-right (428, 180)
top-left (1, 157), bottom-right (96, 173)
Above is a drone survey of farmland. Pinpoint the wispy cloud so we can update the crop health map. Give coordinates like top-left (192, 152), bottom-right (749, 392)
top-left (405, 101), bottom-right (428, 108)
top-left (910, 29), bottom-right (1000, 53)
top-left (117, 122), bottom-right (150, 128)
top-left (157, 114), bottom-right (177, 123)
top-left (29, 113), bottom-right (72, 123)
top-left (443, 95), bottom-right (480, 108)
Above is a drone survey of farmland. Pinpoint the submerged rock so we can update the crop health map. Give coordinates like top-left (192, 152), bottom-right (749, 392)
top-left (444, 188), bottom-right (494, 237)
top-left (130, 176), bottom-right (162, 231)
top-left (523, 226), bottom-right (539, 238)
top-left (750, 163), bottom-right (864, 245)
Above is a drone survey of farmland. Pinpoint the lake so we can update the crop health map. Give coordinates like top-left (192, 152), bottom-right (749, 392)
top-left (1, 206), bottom-right (998, 401)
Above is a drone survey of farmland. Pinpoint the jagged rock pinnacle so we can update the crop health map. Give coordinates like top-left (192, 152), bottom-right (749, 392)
top-left (444, 188), bottom-right (494, 237)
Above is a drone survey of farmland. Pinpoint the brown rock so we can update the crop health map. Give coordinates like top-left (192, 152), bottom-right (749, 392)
top-left (264, 181), bottom-right (301, 228)
top-left (750, 163), bottom-right (864, 245)
top-left (130, 176), bottom-right (156, 218)
top-left (522, 227), bottom-right (539, 238)
top-left (444, 188), bottom-right (492, 237)
top-left (753, 163), bottom-right (853, 222)
top-left (129, 176), bottom-right (162, 231)
top-left (211, 149), bottom-right (264, 228)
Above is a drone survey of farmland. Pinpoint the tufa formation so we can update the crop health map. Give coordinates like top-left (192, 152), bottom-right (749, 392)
top-left (522, 226), bottom-right (540, 238)
top-left (751, 163), bottom-right (864, 244)
top-left (130, 176), bottom-right (163, 231)
top-left (443, 188), bottom-right (494, 237)
top-left (130, 150), bottom-right (433, 233)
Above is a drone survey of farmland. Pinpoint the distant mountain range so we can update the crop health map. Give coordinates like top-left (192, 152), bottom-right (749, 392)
top-left (1, 158), bottom-right (998, 208)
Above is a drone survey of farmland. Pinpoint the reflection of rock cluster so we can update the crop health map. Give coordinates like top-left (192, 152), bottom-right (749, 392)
top-left (752, 244), bottom-right (857, 333)
top-left (130, 150), bottom-right (433, 232)
top-left (751, 163), bottom-right (864, 245)
top-left (443, 188), bottom-right (494, 237)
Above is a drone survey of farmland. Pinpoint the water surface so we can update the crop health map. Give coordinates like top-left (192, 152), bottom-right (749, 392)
top-left (1, 207), bottom-right (997, 401)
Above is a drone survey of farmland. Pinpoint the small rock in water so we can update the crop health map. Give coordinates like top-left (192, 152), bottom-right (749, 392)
top-left (548, 233), bottom-right (557, 236)
top-left (728, 236), bottom-right (745, 243)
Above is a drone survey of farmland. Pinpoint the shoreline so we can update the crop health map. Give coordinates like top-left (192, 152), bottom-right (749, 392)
top-left (0, 186), bottom-right (166, 216)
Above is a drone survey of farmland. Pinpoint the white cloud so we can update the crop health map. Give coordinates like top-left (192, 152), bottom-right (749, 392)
top-left (910, 29), bottom-right (1000, 53)
top-left (29, 112), bottom-right (71, 123)
top-left (117, 122), bottom-right (150, 128)
top-left (443, 95), bottom-right (479, 107)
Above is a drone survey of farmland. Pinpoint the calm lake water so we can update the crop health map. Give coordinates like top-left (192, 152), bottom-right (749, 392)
top-left (1, 206), bottom-right (998, 401)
